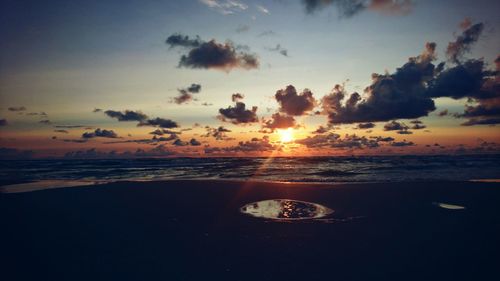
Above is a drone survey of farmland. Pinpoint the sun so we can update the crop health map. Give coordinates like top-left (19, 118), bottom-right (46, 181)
top-left (277, 128), bottom-right (294, 143)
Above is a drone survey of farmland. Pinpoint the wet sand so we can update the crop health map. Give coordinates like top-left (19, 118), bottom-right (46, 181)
top-left (1, 180), bottom-right (500, 280)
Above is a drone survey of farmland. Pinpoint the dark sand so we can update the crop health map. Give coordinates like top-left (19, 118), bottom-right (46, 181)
top-left (1, 180), bottom-right (500, 280)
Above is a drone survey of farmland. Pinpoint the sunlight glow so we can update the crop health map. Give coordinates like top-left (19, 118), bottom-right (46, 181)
top-left (277, 128), bottom-right (294, 143)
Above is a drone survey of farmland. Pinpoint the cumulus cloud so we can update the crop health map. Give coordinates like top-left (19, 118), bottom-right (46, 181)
top-left (221, 136), bottom-right (276, 153)
top-left (82, 128), bottom-right (119, 139)
top-left (218, 101), bottom-right (258, 124)
top-left (104, 110), bottom-right (148, 122)
top-left (391, 140), bottom-right (415, 147)
top-left (64, 146), bottom-right (176, 159)
top-left (357, 122), bottom-right (375, 129)
top-left (446, 21), bottom-right (484, 64)
top-left (410, 120), bottom-right (426, 129)
top-left (189, 138), bottom-right (202, 146)
top-left (296, 133), bottom-right (384, 149)
top-left (301, 0), bottom-right (413, 17)
top-left (275, 85), bottom-right (316, 116)
top-left (166, 34), bottom-right (259, 71)
top-left (263, 113), bottom-right (296, 131)
top-left (322, 43), bottom-right (438, 124)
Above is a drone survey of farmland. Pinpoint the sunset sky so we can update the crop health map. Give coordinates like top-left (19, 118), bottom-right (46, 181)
top-left (1, 0), bottom-right (499, 158)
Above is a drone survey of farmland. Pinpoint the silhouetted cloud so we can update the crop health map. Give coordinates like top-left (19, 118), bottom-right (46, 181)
top-left (296, 133), bottom-right (385, 149)
top-left (189, 138), bottom-right (202, 146)
top-left (313, 125), bottom-right (329, 134)
top-left (391, 140), bottom-right (415, 147)
top-left (221, 136), bottom-right (276, 153)
top-left (263, 112), bottom-right (296, 130)
top-left (0, 147), bottom-right (34, 159)
top-left (166, 34), bottom-right (259, 71)
top-left (54, 125), bottom-right (89, 129)
top-left (104, 110), bottom-right (148, 122)
top-left (275, 85), bottom-right (316, 116)
top-left (204, 126), bottom-right (232, 140)
top-left (64, 146), bottom-right (176, 159)
top-left (139, 118), bottom-right (179, 128)
top-left (410, 120), bottom-right (426, 129)
top-left (82, 128), bottom-right (119, 139)
top-left (173, 83), bottom-right (202, 104)
top-left (54, 129), bottom-right (69, 134)
top-left (357, 122), bottom-right (375, 129)
top-left (446, 21), bottom-right (484, 63)
top-left (322, 43), bottom-right (438, 124)
top-left (218, 101), bottom-right (258, 124)
top-left (173, 139), bottom-right (189, 146)
top-left (8, 106), bottom-right (26, 112)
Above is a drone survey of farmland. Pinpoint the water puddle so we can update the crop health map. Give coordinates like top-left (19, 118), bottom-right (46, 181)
top-left (240, 199), bottom-right (334, 221)
top-left (433, 202), bottom-right (466, 210)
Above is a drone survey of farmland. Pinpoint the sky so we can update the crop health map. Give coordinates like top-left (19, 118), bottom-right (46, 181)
top-left (0, 0), bottom-right (499, 158)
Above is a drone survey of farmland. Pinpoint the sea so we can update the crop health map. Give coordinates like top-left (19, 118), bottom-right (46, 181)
top-left (1, 154), bottom-right (499, 186)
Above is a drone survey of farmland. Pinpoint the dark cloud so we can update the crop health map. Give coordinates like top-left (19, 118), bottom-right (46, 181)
top-left (0, 119), bottom-right (7, 126)
top-left (410, 120), bottom-right (426, 129)
top-left (166, 34), bottom-right (259, 71)
top-left (446, 22), bottom-right (484, 64)
top-left (263, 113), bottom-right (296, 130)
top-left (104, 110), bottom-right (148, 122)
top-left (383, 120), bottom-right (407, 131)
top-left (322, 43), bottom-right (437, 124)
top-left (93, 108), bottom-right (102, 113)
top-left (138, 118), bottom-right (179, 128)
top-left (8, 106), bottom-right (26, 112)
top-left (391, 140), bottom-right (415, 147)
top-left (54, 125), bottom-right (88, 128)
top-left (189, 138), bottom-right (202, 146)
top-left (302, 0), bottom-right (413, 17)
top-left (173, 83), bottom-right (202, 104)
top-left (39, 120), bottom-right (52, 125)
top-left (313, 125), bottom-right (329, 134)
top-left (54, 129), bottom-right (69, 134)
top-left (166, 34), bottom-right (202, 48)
top-left (232, 93), bottom-right (244, 102)
top-left (218, 102), bottom-right (258, 124)
top-left (64, 146), bottom-right (176, 159)
top-left (201, 102), bottom-right (213, 106)
top-left (82, 128), bottom-right (119, 139)
top-left (173, 139), bottom-right (189, 146)
top-left (275, 85), bottom-right (316, 116)
top-left (357, 122), bottom-right (375, 129)
top-left (221, 136), bottom-right (277, 153)
top-left (296, 133), bottom-right (384, 149)
top-left (204, 126), bottom-right (232, 140)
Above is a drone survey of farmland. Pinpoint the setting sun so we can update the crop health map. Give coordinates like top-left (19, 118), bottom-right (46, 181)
top-left (278, 128), bottom-right (294, 143)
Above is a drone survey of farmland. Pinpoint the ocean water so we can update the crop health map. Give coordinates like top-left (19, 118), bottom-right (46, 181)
top-left (1, 155), bottom-right (499, 184)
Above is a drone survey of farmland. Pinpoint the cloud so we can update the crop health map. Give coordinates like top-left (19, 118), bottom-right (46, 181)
top-left (221, 136), bottom-right (277, 153)
top-left (39, 120), bottom-right (52, 125)
top-left (258, 30), bottom-right (276, 37)
top-left (391, 140), bottom-right (415, 147)
top-left (256, 4), bottom-right (270, 14)
top-left (54, 129), bottom-right (69, 134)
top-left (166, 34), bottom-right (259, 71)
top-left (263, 112), bottom-right (296, 130)
top-left (199, 0), bottom-right (248, 15)
top-left (82, 128), bottom-right (119, 139)
top-left (446, 22), bottom-right (484, 64)
top-left (357, 122), bottom-right (375, 129)
top-left (232, 93), bottom-right (244, 102)
top-left (438, 109), bottom-right (449, 117)
top-left (275, 85), bottom-right (316, 116)
top-left (190, 138), bottom-right (202, 146)
top-left (313, 125), bottom-right (329, 134)
top-left (0, 119), bottom-right (7, 126)
top-left (64, 146), bottom-right (176, 159)
top-left (301, 0), bottom-right (413, 17)
top-left (296, 133), bottom-right (384, 149)
top-left (218, 101), bottom-right (258, 124)
top-left (93, 108), bottom-right (102, 113)
top-left (383, 120), bottom-right (413, 134)
top-left (173, 139), bottom-right (189, 146)
top-left (8, 106), bottom-right (26, 112)
top-left (204, 126), bottom-right (233, 140)
top-left (322, 43), bottom-right (438, 124)
top-left (410, 120), bottom-right (426, 129)
top-left (266, 44), bottom-right (289, 57)
top-left (54, 125), bottom-right (90, 129)
top-left (138, 117), bottom-right (179, 128)
top-left (173, 83), bottom-right (202, 104)
top-left (104, 110), bottom-right (148, 122)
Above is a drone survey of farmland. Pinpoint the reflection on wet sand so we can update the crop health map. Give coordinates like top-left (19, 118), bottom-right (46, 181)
top-left (240, 199), bottom-right (334, 220)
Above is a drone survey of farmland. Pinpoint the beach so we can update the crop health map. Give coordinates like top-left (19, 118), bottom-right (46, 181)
top-left (1, 180), bottom-right (499, 280)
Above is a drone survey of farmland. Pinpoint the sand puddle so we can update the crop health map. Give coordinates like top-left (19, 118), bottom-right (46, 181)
top-left (240, 199), bottom-right (334, 221)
